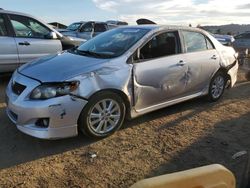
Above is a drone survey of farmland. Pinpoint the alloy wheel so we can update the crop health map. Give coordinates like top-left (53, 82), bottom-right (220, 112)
top-left (88, 99), bottom-right (121, 134)
top-left (211, 75), bottom-right (225, 99)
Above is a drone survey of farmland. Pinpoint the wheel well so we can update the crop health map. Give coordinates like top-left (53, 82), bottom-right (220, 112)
top-left (89, 89), bottom-right (132, 119)
top-left (216, 68), bottom-right (230, 81)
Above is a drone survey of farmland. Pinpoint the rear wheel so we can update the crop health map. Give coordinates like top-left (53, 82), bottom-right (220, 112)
top-left (207, 72), bottom-right (226, 102)
top-left (78, 91), bottom-right (126, 138)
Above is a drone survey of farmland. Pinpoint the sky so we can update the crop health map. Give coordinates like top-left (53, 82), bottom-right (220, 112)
top-left (1, 0), bottom-right (250, 26)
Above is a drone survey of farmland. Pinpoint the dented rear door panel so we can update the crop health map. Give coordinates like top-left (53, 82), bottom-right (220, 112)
top-left (181, 49), bottom-right (220, 95)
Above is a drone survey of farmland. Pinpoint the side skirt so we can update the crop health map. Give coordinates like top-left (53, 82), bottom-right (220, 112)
top-left (130, 91), bottom-right (206, 118)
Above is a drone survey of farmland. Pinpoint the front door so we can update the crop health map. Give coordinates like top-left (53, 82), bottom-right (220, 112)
top-left (0, 14), bottom-right (19, 73)
top-left (133, 31), bottom-right (188, 111)
top-left (9, 14), bottom-right (62, 65)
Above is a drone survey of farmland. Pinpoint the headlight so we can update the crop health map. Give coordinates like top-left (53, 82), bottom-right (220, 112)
top-left (30, 81), bottom-right (79, 100)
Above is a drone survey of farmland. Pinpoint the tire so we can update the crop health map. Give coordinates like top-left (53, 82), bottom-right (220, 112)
top-left (78, 91), bottom-right (126, 138)
top-left (207, 71), bottom-right (226, 102)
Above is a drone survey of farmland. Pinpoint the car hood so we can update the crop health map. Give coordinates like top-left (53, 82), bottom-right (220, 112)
top-left (18, 52), bottom-right (108, 82)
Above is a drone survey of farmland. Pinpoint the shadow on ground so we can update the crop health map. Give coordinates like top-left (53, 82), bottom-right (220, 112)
top-left (144, 83), bottom-right (250, 187)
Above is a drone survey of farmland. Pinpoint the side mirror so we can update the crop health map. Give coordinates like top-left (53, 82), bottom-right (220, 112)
top-left (45, 31), bottom-right (58, 39)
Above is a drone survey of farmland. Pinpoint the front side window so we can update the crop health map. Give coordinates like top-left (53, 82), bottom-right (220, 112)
top-left (9, 14), bottom-right (50, 38)
top-left (76, 28), bottom-right (149, 58)
top-left (183, 31), bottom-right (210, 53)
top-left (139, 31), bottom-right (180, 60)
top-left (0, 15), bottom-right (7, 36)
top-left (80, 22), bottom-right (94, 32)
top-left (67, 22), bottom-right (83, 31)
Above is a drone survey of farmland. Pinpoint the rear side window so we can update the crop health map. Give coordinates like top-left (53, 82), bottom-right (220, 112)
top-left (94, 24), bottom-right (107, 32)
top-left (9, 14), bottom-right (50, 39)
top-left (183, 31), bottom-right (213, 53)
top-left (0, 15), bottom-right (7, 36)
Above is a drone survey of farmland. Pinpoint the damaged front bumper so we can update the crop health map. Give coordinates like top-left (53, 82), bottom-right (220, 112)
top-left (227, 60), bottom-right (239, 88)
top-left (5, 72), bottom-right (87, 139)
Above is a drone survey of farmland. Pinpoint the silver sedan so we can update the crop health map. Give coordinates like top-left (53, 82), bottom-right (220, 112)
top-left (6, 25), bottom-right (238, 139)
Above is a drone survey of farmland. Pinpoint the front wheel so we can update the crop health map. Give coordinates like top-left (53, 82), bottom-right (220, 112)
top-left (207, 72), bottom-right (226, 102)
top-left (78, 91), bottom-right (126, 138)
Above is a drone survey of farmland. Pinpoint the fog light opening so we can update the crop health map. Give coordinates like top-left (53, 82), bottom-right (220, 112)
top-left (35, 118), bottom-right (50, 128)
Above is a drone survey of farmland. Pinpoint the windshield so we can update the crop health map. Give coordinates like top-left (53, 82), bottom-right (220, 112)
top-left (76, 27), bottom-right (150, 58)
top-left (235, 33), bottom-right (250, 40)
top-left (67, 22), bottom-right (83, 31)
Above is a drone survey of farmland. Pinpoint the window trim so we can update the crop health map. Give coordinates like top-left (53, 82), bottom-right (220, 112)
top-left (205, 37), bottom-right (215, 50)
top-left (0, 13), bottom-right (14, 37)
top-left (0, 14), bottom-right (8, 36)
top-left (7, 13), bottom-right (53, 39)
top-left (130, 29), bottom-right (183, 64)
top-left (181, 30), bottom-right (215, 54)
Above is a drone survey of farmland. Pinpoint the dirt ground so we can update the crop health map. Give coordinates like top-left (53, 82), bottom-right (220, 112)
top-left (0, 68), bottom-right (249, 188)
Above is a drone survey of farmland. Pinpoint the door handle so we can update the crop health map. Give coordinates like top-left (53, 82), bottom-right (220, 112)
top-left (178, 60), bottom-right (186, 66)
top-left (211, 55), bottom-right (217, 60)
top-left (18, 41), bottom-right (30, 46)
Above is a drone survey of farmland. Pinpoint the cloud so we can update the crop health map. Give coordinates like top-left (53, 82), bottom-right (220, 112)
top-left (92, 0), bottom-right (118, 12)
top-left (237, 3), bottom-right (250, 9)
top-left (92, 0), bottom-right (250, 25)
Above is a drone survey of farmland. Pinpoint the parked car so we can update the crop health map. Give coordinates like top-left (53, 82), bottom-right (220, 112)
top-left (0, 9), bottom-right (85, 73)
top-left (58, 21), bottom-right (111, 40)
top-left (233, 32), bottom-right (250, 64)
top-left (6, 25), bottom-right (238, 139)
top-left (213, 34), bottom-right (235, 46)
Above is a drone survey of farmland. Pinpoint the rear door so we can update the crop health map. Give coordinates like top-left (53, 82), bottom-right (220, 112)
top-left (180, 30), bottom-right (220, 95)
top-left (8, 14), bottom-right (62, 65)
top-left (0, 14), bottom-right (19, 73)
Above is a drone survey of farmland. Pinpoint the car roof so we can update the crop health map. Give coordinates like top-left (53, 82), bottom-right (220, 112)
top-left (0, 9), bottom-right (35, 18)
top-left (119, 24), bottom-right (205, 33)
top-left (72, 21), bottom-right (107, 24)
top-left (0, 9), bottom-right (64, 37)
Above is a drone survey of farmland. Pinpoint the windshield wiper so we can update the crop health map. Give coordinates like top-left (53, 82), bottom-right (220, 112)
top-left (76, 50), bottom-right (115, 58)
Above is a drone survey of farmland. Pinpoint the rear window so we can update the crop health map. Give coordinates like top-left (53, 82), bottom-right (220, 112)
top-left (0, 15), bottom-right (7, 36)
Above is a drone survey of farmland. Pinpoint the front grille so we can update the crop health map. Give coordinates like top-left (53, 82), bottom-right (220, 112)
top-left (12, 81), bottom-right (26, 95)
